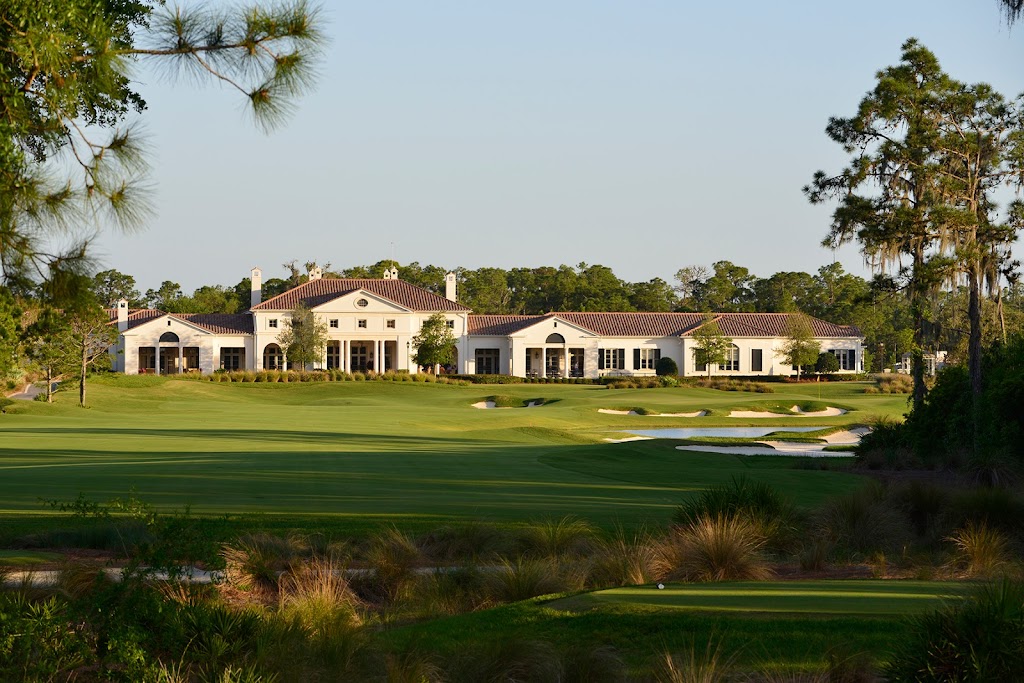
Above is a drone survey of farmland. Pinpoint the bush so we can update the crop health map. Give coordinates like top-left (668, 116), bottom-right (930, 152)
top-left (660, 514), bottom-right (771, 582)
top-left (655, 356), bottom-right (678, 376)
top-left (816, 352), bottom-right (840, 375)
top-left (947, 521), bottom-right (1010, 577)
top-left (816, 484), bottom-right (912, 556)
top-left (886, 580), bottom-right (1024, 682)
top-left (674, 476), bottom-right (797, 551)
top-left (518, 516), bottom-right (597, 559)
top-left (873, 373), bottom-right (913, 394)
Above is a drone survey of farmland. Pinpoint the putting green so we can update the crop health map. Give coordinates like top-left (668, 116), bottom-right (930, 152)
top-left (0, 377), bottom-right (901, 531)
top-left (550, 580), bottom-right (971, 615)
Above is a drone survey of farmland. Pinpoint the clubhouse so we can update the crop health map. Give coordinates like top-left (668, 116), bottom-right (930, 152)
top-left (108, 268), bottom-right (864, 378)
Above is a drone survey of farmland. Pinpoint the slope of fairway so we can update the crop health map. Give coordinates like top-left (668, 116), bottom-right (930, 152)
top-left (384, 580), bottom-right (971, 672)
top-left (0, 378), bottom-right (897, 531)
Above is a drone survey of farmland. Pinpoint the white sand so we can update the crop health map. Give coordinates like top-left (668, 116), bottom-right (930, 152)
top-left (822, 427), bottom-right (871, 444)
top-left (727, 406), bottom-right (848, 418)
top-left (655, 411), bottom-right (707, 417)
top-left (604, 436), bottom-right (655, 443)
top-left (727, 410), bottom-right (789, 418)
top-left (526, 401), bottom-right (540, 408)
top-left (791, 405), bottom-right (848, 417)
top-left (675, 444), bottom-right (855, 458)
top-left (471, 401), bottom-right (497, 409)
top-left (599, 409), bottom-right (707, 417)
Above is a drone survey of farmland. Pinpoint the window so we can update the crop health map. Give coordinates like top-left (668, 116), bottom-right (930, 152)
top-left (386, 319), bottom-right (396, 329)
top-left (329, 319), bottom-right (339, 328)
top-left (546, 333), bottom-right (565, 344)
top-left (268, 319), bottom-right (278, 329)
top-left (635, 348), bottom-right (661, 370)
top-left (326, 341), bottom-right (341, 369)
top-left (830, 349), bottom-right (856, 370)
top-left (221, 347), bottom-right (245, 371)
top-left (721, 345), bottom-right (740, 371)
top-left (446, 320), bottom-right (455, 329)
top-left (183, 347), bottom-right (200, 371)
top-left (357, 319), bottom-right (367, 329)
top-left (751, 349), bottom-right (763, 372)
top-left (693, 350), bottom-right (707, 373)
top-left (159, 331), bottom-right (179, 343)
top-left (356, 298), bottom-right (368, 308)
top-left (476, 348), bottom-right (500, 374)
top-left (598, 348), bottom-right (625, 370)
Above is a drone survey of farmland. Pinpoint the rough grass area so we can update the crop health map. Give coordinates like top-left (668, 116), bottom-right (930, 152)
top-left (0, 550), bottom-right (62, 565)
top-left (0, 378), bottom-right (901, 536)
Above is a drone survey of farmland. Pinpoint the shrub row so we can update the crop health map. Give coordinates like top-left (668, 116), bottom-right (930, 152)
top-left (175, 370), bottom-right (470, 385)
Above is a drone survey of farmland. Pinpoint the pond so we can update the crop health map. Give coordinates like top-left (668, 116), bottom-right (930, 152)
top-left (627, 427), bottom-right (826, 439)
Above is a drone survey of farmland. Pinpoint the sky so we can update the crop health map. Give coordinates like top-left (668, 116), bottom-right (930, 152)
top-left (87, 0), bottom-right (1024, 293)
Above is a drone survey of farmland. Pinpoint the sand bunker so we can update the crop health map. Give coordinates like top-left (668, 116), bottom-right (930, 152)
top-left (472, 400), bottom-right (543, 409)
top-left (675, 444), bottom-right (855, 458)
top-left (599, 409), bottom-right (707, 417)
top-left (674, 426), bottom-right (870, 458)
top-left (791, 405), bottom-right (848, 417)
top-left (604, 436), bottom-right (655, 443)
top-left (728, 406), bottom-right (848, 418)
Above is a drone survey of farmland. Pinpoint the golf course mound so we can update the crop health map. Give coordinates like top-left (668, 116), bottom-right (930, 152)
top-left (599, 408), bottom-right (707, 417)
top-left (547, 580), bottom-right (969, 616)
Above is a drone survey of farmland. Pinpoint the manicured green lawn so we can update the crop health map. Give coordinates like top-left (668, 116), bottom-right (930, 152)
top-left (0, 550), bottom-right (62, 565)
top-left (0, 377), bottom-right (902, 534)
top-left (385, 580), bottom-right (971, 673)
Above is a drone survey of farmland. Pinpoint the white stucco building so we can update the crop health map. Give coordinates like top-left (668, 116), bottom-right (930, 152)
top-left (108, 268), bottom-right (863, 378)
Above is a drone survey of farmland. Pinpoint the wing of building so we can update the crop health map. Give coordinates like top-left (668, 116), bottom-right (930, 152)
top-left (108, 268), bottom-right (863, 377)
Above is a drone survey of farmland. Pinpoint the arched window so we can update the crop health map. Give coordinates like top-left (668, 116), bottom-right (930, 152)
top-left (159, 332), bottom-right (179, 343)
top-left (545, 333), bottom-right (565, 344)
top-left (263, 343), bottom-right (285, 370)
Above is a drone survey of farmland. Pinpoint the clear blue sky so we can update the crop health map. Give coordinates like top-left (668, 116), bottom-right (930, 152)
top-left (90, 0), bottom-right (1024, 293)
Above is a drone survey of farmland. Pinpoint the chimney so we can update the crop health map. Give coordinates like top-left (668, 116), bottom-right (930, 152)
top-left (250, 267), bottom-right (262, 308)
top-left (310, 266), bottom-right (323, 281)
top-left (445, 272), bottom-right (457, 302)
top-left (116, 299), bottom-right (129, 332)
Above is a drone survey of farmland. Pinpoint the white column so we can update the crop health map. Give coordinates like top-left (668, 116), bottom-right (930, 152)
top-left (178, 347), bottom-right (184, 374)
top-left (376, 339), bottom-right (382, 372)
top-left (540, 348), bottom-right (546, 378)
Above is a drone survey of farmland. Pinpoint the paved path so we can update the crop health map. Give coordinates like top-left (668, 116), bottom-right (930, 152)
top-left (6, 383), bottom-right (42, 401)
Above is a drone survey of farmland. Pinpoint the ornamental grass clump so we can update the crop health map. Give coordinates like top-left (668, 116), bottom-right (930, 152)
top-left (661, 514), bottom-right (771, 582)
top-left (588, 527), bottom-right (666, 587)
top-left (650, 638), bottom-right (735, 683)
top-left (886, 580), bottom-right (1024, 682)
top-left (815, 484), bottom-right (912, 557)
top-left (278, 555), bottom-right (363, 630)
top-left (946, 521), bottom-right (1011, 577)
top-left (487, 556), bottom-right (584, 602)
top-left (364, 527), bottom-right (421, 605)
top-left (674, 476), bottom-right (799, 552)
top-left (221, 534), bottom-right (306, 594)
top-left (519, 515), bottom-right (598, 559)
top-left (415, 566), bottom-right (491, 617)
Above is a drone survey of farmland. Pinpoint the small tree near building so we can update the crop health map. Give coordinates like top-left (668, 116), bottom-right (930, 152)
top-left (815, 351), bottom-right (840, 377)
top-left (413, 313), bottom-right (457, 375)
top-left (61, 302), bottom-right (118, 406)
top-left (781, 314), bottom-right (821, 380)
top-left (656, 356), bottom-right (678, 377)
top-left (691, 315), bottom-right (732, 378)
top-left (277, 303), bottom-right (328, 370)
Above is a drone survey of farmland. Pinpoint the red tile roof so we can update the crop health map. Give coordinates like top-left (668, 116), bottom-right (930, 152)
top-left (175, 314), bottom-right (254, 335)
top-left (251, 278), bottom-right (470, 312)
top-left (466, 315), bottom-right (547, 336)
top-left (105, 309), bottom-right (253, 334)
top-left (466, 312), bottom-right (860, 338)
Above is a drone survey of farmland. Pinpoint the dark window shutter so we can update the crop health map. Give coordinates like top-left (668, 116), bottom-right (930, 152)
top-left (633, 349), bottom-right (641, 370)
top-left (598, 350), bottom-right (605, 370)
top-left (617, 349), bottom-right (625, 369)
top-left (654, 349), bottom-right (661, 364)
